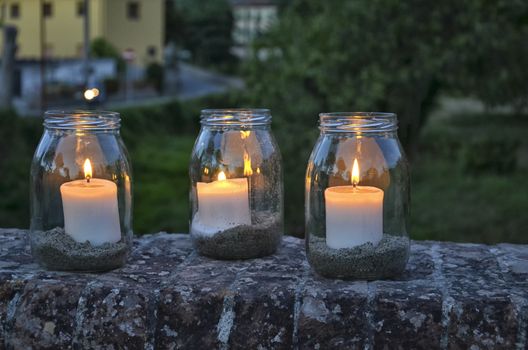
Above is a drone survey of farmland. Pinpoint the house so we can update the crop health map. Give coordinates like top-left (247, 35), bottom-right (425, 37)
top-left (0, 0), bottom-right (164, 65)
top-left (229, 0), bottom-right (277, 57)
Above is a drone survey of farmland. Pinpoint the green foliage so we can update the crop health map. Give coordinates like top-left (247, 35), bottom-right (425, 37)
top-left (165, 0), bottom-right (185, 45)
top-left (412, 159), bottom-right (528, 244)
top-left (91, 37), bottom-right (125, 72)
top-left (117, 92), bottom-right (247, 233)
top-left (460, 138), bottom-right (519, 175)
top-left (118, 100), bottom-right (198, 148)
top-left (1, 96), bottom-right (527, 243)
top-left (243, 0), bottom-right (528, 233)
top-left (0, 111), bottom-right (41, 228)
top-left (420, 112), bottom-right (528, 174)
top-left (170, 0), bottom-right (234, 66)
top-left (109, 101), bottom-right (199, 234)
top-left (132, 135), bottom-right (194, 234)
top-left (443, 2), bottom-right (528, 113)
top-left (0, 101), bottom-right (201, 234)
top-left (411, 111), bottom-right (528, 244)
top-left (145, 62), bottom-right (165, 93)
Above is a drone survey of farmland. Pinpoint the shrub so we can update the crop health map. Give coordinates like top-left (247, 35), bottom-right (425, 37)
top-left (0, 110), bottom-right (41, 228)
top-left (461, 138), bottom-right (519, 175)
top-left (117, 99), bottom-right (201, 150)
top-left (91, 37), bottom-right (125, 72)
top-left (103, 78), bottom-right (120, 95)
top-left (145, 62), bottom-right (165, 94)
top-left (169, 0), bottom-right (234, 66)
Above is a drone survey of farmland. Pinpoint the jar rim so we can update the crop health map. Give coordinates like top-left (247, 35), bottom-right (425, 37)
top-left (44, 110), bottom-right (121, 130)
top-left (200, 108), bottom-right (271, 126)
top-left (319, 112), bottom-right (398, 133)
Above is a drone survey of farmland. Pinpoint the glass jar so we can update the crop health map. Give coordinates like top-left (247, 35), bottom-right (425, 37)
top-left (189, 109), bottom-right (283, 259)
top-left (305, 112), bottom-right (410, 279)
top-left (30, 111), bottom-right (133, 271)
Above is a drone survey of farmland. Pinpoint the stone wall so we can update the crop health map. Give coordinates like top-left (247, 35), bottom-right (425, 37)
top-left (0, 228), bottom-right (527, 349)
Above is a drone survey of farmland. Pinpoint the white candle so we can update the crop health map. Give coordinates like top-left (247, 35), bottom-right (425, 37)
top-left (324, 159), bottom-right (384, 249)
top-left (60, 159), bottom-right (121, 246)
top-left (193, 171), bottom-right (251, 236)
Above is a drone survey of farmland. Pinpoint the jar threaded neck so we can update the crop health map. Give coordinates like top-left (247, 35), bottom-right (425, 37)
top-left (319, 112), bottom-right (397, 133)
top-left (200, 109), bottom-right (271, 126)
top-left (44, 110), bottom-right (121, 130)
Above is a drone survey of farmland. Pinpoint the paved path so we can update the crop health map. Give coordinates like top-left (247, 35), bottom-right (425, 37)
top-left (106, 63), bottom-right (244, 109)
top-left (16, 63), bottom-right (244, 115)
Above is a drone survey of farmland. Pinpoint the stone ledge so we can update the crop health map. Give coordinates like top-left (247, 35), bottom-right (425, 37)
top-left (0, 228), bottom-right (527, 349)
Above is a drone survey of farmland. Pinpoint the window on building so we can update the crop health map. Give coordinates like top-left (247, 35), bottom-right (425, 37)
top-left (127, 2), bottom-right (140, 20)
top-left (77, 1), bottom-right (85, 16)
top-left (43, 2), bottom-right (53, 17)
top-left (10, 3), bottom-right (20, 19)
top-left (147, 46), bottom-right (157, 58)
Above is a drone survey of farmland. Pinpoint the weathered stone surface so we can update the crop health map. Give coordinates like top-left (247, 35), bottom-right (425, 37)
top-left (372, 281), bottom-right (443, 350)
top-left (434, 242), bottom-right (520, 349)
top-left (6, 278), bottom-right (86, 349)
top-left (298, 278), bottom-right (369, 349)
top-left (227, 236), bottom-right (306, 349)
top-left (155, 254), bottom-right (241, 349)
top-left (0, 229), bottom-right (527, 349)
top-left (73, 279), bottom-right (153, 350)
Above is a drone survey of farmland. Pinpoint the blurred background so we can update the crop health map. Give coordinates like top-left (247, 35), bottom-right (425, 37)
top-left (0, 0), bottom-right (527, 243)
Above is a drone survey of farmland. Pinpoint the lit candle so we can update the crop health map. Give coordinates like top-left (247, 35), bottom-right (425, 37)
top-left (325, 158), bottom-right (383, 249)
top-left (60, 159), bottom-right (121, 246)
top-left (193, 171), bottom-right (251, 236)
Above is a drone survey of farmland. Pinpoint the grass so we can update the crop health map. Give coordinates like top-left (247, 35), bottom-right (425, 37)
top-left (411, 159), bottom-right (528, 243)
top-left (410, 112), bottom-right (528, 243)
top-left (0, 113), bottom-right (41, 228)
top-left (131, 135), bottom-right (194, 234)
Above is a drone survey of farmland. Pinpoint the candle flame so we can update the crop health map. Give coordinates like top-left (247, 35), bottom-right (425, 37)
top-left (243, 151), bottom-right (253, 176)
top-left (84, 159), bottom-right (92, 182)
top-left (218, 171), bottom-right (227, 181)
top-left (352, 158), bottom-right (359, 187)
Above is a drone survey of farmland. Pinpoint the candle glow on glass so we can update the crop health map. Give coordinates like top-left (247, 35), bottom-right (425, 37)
top-left (240, 130), bottom-right (251, 139)
top-left (60, 158), bottom-right (121, 246)
top-left (243, 151), bottom-right (253, 176)
top-left (324, 158), bottom-right (384, 249)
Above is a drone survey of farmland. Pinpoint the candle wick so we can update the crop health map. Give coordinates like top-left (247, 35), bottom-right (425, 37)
top-left (86, 176), bottom-right (91, 184)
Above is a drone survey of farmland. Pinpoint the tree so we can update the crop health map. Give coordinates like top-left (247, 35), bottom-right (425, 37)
top-left (170, 0), bottom-right (234, 66)
top-left (165, 0), bottom-right (185, 45)
top-left (244, 0), bottom-right (528, 234)
top-left (91, 37), bottom-right (125, 72)
top-left (444, 1), bottom-right (528, 114)
top-left (146, 62), bottom-right (165, 94)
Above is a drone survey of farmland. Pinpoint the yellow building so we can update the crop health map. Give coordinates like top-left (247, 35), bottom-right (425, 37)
top-left (0, 0), bottom-right (164, 65)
